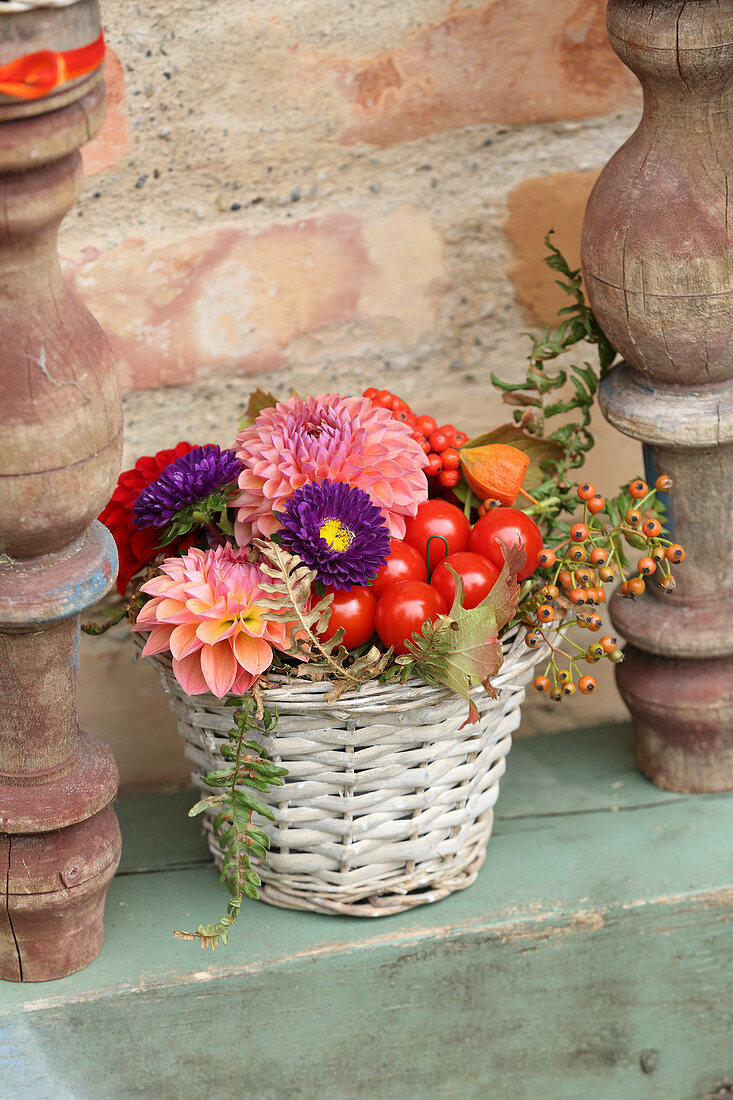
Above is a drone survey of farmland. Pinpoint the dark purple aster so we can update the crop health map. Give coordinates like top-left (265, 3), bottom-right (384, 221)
top-left (132, 445), bottom-right (241, 529)
top-left (278, 480), bottom-right (390, 590)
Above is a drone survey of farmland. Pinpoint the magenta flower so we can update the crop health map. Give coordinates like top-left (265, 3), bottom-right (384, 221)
top-left (233, 393), bottom-right (428, 544)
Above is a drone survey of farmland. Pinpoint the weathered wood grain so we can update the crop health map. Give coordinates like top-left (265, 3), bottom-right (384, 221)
top-left (0, 725), bottom-right (730, 1099)
top-left (0, 0), bottom-right (121, 981)
top-left (581, 0), bottom-right (733, 791)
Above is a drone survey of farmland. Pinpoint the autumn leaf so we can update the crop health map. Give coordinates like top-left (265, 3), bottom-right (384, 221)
top-left (486, 539), bottom-right (525, 632)
top-left (239, 388), bottom-right (278, 429)
top-left (406, 542), bottom-right (524, 725)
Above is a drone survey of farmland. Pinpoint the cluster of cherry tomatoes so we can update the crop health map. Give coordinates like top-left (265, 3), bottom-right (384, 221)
top-left (320, 499), bottom-right (543, 655)
top-left (362, 388), bottom-right (469, 490)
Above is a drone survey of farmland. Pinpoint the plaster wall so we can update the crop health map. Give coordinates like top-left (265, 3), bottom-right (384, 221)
top-left (68, 0), bottom-right (645, 790)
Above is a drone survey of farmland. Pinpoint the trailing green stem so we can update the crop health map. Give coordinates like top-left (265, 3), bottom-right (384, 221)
top-left (173, 692), bottom-right (287, 949)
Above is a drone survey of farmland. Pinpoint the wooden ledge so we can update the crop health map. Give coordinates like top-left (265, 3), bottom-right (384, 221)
top-left (1, 724), bottom-right (731, 1099)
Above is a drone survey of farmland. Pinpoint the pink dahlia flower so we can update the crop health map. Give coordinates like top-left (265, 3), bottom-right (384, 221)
top-left (233, 393), bottom-right (428, 543)
top-left (133, 544), bottom-right (289, 698)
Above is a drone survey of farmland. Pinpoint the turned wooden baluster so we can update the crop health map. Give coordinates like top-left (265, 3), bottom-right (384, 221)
top-left (0, 0), bottom-right (122, 980)
top-left (581, 0), bottom-right (733, 792)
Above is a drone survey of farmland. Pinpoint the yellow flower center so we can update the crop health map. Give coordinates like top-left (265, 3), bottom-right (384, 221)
top-left (239, 606), bottom-right (264, 633)
top-left (319, 518), bottom-right (353, 552)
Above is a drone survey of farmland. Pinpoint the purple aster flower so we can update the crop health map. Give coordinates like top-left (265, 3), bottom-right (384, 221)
top-left (278, 480), bottom-right (390, 590)
top-left (133, 445), bottom-right (241, 529)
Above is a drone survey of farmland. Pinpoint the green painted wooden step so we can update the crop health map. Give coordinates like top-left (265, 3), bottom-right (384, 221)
top-left (1, 723), bottom-right (731, 1100)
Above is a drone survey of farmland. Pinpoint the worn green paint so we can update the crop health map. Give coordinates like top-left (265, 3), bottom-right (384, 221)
top-left (1, 723), bottom-right (731, 1099)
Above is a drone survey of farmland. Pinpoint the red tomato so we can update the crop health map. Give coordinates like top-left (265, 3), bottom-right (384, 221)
top-left (319, 586), bottom-right (376, 649)
top-left (469, 507), bottom-right (542, 581)
top-left (370, 540), bottom-right (427, 600)
top-left (403, 500), bottom-right (471, 571)
top-left (430, 552), bottom-right (500, 610)
top-left (375, 581), bottom-right (447, 656)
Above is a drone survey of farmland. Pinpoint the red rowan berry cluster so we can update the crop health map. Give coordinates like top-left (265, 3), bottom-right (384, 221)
top-left (362, 388), bottom-right (469, 491)
top-left (525, 474), bottom-right (685, 702)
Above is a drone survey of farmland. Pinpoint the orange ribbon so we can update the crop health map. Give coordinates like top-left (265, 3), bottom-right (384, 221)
top-left (0, 31), bottom-right (105, 100)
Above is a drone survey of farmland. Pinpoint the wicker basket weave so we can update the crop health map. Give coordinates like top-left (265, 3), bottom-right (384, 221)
top-left (147, 625), bottom-right (544, 917)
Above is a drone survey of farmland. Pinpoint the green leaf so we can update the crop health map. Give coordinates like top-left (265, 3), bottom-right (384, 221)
top-left (571, 363), bottom-right (599, 395)
top-left (188, 795), bottom-right (226, 816)
top-left (234, 774), bottom-right (272, 793)
top-left (157, 484), bottom-right (240, 548)
top-left (218, 510), bottom-right (235, 537)
top-left (202, 767), bottom-right (235, 785)
top-left (251, 760), bottom-right (289, 779)
top-left (489, 373), bottom-right (538, 393)
top-left (484, 541), bottom-right (526, 632)
top-left (213, 810), bottom-right (233, 835)
top-left (244, 840), bottom-right (269, 860)
top-left (241, 739), bottom-right (267, 755)
top-left (231, 788), bottom-right (276, 822)
top-left (247, 825), bottom-right (271, 847)
top-left (409, 586), bottom-right (498, 726)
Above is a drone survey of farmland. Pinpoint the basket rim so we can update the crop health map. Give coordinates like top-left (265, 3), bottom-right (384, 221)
top-left (135, 619), bottom-right (544, 710)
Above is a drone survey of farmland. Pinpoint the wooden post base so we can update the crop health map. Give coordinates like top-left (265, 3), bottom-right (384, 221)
top-left (0, 805), bottom-right (121, 982)
top-left (615, 645), bottom-right (733, 793)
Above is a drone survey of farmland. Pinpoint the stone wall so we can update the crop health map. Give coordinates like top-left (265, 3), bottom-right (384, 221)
top-left (71, 0), bottom-right (644, 791)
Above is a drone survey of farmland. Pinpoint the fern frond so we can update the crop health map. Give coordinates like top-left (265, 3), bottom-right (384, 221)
top-left (253, 539), bottom-right (392, 695)
top-left (175, 694), bottom-right (286, 949)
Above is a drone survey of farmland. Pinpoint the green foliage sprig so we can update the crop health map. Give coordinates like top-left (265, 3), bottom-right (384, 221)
top-left (492, 232), bottom-right (616, 469)
top-left (159, 483), bottom-right (240, 547)
top-left (174, 691), bottom-right (287, 950)
top-left (81, 593), bottom-right (144, 636)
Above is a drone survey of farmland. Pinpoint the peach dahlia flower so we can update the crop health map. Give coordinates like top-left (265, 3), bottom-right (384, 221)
top-left (133, 545), bottom-right (288, 698)
top-left (233, 393), bottom-right (428, 543)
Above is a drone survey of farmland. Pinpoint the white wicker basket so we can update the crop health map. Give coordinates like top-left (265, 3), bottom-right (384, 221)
top-left (147, 625), bottom-right (545, 917)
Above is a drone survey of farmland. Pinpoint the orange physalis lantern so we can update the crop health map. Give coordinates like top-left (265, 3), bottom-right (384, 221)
top-left (459, 443), bottom-right (531, 505)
